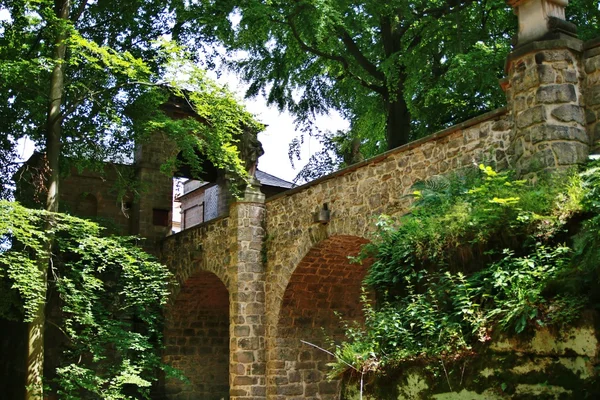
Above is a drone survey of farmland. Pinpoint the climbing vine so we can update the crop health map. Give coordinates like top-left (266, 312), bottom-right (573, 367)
top-left (0, 201), bottom-right (173, 399)
top-left (330, 163), bottom-right (600, 380)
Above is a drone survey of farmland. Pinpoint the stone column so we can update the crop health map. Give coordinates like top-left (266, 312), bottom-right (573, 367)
top-left (504, 0), bottom-right (589, 175)
top-left (229, 182), bottom-right (267, 399)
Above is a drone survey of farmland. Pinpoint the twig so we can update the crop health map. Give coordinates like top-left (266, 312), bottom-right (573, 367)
top-left (441, 358), bottom-right (452, 392)
top-left (300, 340), bottom-right (357, 373)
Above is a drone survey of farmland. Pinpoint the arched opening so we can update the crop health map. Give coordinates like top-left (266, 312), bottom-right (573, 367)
top-left (272, 235), bottom-right (370, 399)
top-left (163, 270), bottom-right (230, 399)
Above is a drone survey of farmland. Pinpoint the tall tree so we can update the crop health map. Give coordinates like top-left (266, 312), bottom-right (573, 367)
top-left (0, 1), bottom-right (260, 397)
top-left (176, 0), bottom-right (514, 152)
top-left (177, 0), bottom-right (599, 169)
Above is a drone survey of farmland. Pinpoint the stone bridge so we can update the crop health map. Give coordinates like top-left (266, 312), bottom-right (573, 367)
top-left (157, 1), bottom-right (600, 398)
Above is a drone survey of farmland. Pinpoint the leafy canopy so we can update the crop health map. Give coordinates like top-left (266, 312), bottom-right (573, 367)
top-left (0, 0), bottom-right (262, 197)
top-left (0, 201), bottom-right (173, 399)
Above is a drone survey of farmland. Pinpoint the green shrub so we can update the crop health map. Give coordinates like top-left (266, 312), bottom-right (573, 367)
top-left (0, 201), bottom-right (173, 399)
top-left (332, 164), bottom-right (597, 378)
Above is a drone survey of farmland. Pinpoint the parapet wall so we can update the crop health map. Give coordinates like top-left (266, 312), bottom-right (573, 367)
top-left (264, 107), bottom-right (512, 295)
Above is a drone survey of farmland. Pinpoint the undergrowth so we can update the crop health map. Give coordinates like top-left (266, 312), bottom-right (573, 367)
top-left (330, 163), bottom-right (600, 380)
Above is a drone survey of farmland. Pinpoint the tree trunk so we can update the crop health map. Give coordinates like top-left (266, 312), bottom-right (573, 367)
top-left (25, 1), bottom-right (70, 398)
top-left (385, 87), bottom-right (412, 150)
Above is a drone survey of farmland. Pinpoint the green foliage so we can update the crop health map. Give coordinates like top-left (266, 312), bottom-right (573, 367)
top-left (0, 0), bottom-right (260, 198)
top-left (188, 0), bottom-right (514, 154)
top-left (332, 164), bottom-right (598, 378)
top-left (0, 201), bottom-right (172, 399)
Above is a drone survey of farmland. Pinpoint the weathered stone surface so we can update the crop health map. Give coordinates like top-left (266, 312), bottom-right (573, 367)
top-left (155, 37), bottom-right (600, 398)
top-left (535, 50), bottom-right (575, 64)
top-left (537, 64), bottom-right (556, 83)
top-left (551, 104), bottom-right (585, 124)
top-left (586, 85), bottom-right (600, 106)
top-left (585, 54), bottom-right (600, 74)
top-left (553, 142), bottom-right (590, 165)
top-left (527, 125), bottom-right (588, 145)
top-left (586, 109), bottom-right (597, 124)
top-left (536, 84), bottom-right (577, 103)
top-left (162, 271), bottom-right (230, 400)
top-left (517, 105), bottom-right (547, 128)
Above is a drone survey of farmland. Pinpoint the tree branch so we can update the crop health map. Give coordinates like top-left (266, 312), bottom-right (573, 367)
top-left (71, 0), bottom-right (89, 23)
top-left (337, 28), bottom-right (385, 81)
top-left (57, 80), bottom-right (168, 124)
top-left (286, 16), bottom-right (385, 94)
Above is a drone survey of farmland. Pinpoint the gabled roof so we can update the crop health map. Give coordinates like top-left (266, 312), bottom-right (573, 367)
top-left (176, 169), bottom-right (294, 201)
top-left (256, 170), bottom-right (295, 189)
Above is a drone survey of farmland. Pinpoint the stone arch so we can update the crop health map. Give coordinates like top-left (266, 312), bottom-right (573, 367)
top-left (267, 235), bottom-right (370, 399)
top-left (163, 270), bottom-right (230, 400)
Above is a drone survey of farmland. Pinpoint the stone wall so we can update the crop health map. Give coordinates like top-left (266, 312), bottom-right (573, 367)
top-left (262, 109), bottom-right (512, 399)
top-left (161, 195), bottom-right (268, 399)
top-left (161, 215), bottom-right (232, 302)
top-left (269, 236), bottom-right (369, 399)
top-left (132, 131), bottom-right (179, 251)
top-left (585, 38), bottom-right (600, 152)
top-left (163, 271), bottom-right (230, 400)
top-left (341, 316), bottom-right (600, 399)
top-left (59, 164), bottom-right (133, 235)
top-left (158, 17), bottom-right (600, 398)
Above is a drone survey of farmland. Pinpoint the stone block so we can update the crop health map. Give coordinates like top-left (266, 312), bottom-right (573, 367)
top-left (535, 50), bottom-right (574, 64)
top-left (251, 385), bottom-right (267, 396)
top-left (529, 125), bottom-right (588, 145)
top-left (276, 383), bottom-right (304, 395)
top-left (551, 104), bottom-right (585, 124)
top-left (233, 375), bottom-right (256, 386)
top-left (537, 64), bottom-right (556, 83)
top-left (528, 148), bottom-right (556, 171)
top-left (517, 105), bottom-right (547, 128)
top-left (563, 69), bottom-right (578, 83)
top-left (234, 326), bottom-right (251, 337)
top-left (536, 84), bottom-right (577, 103)
top-left (586, 109), bottom-right (597, 124)
top-left (585, 55), bottom-right (600, 74)
top-left (586, 86), bottom-right (600, 106)
top-left (553, 142), bottom-right (589, 165)
top-left (234, 350), bottom-right (255, 363)
top-left (492, 118), bottom-right (512, 132)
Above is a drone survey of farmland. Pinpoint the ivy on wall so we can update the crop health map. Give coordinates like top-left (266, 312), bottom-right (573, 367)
top-left (331, 163), bottom-right (600, 381)
top-left (0, 201), bottom-right (174, 399)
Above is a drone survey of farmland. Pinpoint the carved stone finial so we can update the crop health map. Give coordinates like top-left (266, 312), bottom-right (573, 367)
top-left (507, 0), bottom-right (575, 46)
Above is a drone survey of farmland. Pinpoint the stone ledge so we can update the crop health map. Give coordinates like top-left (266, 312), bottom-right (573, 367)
top-left (505, 36), bottom-right (584, 73)
top-left (584, 37), bottom-right (600, 58)
top-left (266, 107), bottom-right (509, 204)
top-left (162, 213), bottom-right (230, 244)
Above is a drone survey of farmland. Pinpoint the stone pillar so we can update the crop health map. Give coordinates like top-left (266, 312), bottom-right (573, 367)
top-left (504, 0), bottom-right (589, 175)
top-left (585, 39), bottom-right (600, 152)
top-left (229, 182), bottom-right (267, 399)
